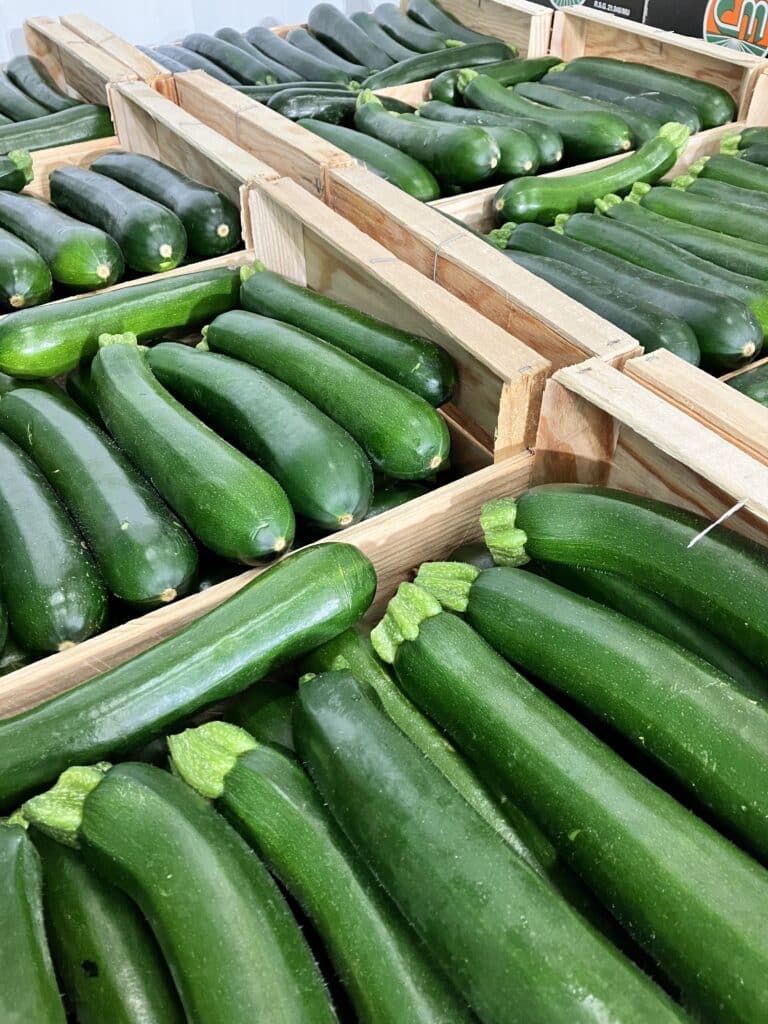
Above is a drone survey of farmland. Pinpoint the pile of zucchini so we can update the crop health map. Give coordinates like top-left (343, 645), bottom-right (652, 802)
top-left (2, 484), bottom-right (767, 1023)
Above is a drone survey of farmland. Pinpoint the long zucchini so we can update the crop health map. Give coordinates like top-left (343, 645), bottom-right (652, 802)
top-left (138, 46), bottom-right (190, 74)
top-left (722, 126), bottom-right (768, 151)
top-left (307, 3), bottom-right (395, 68)
top-left (245, 26), bottom-right (351, 84)
top-left (286, 28), bottom-right (370, 78)
top-left (0, 226), bottom-right (52, 312)
top-left (270, 89), bottom-right (411, 124)
top-left (5, 56), bottom-right (80, 113)
top-left (155, 45), bottom-right (242, 84)
top-left (0, 70), bottom-right (49, 120)
top-left (516, 80), bottom-right (660, 147)
top-left (181, 32), bottom-right (272, 85)
top-left (692, 152), bottom-right (768, 194)
top-left (0, 105), bottom-right (114, 153)
top-left (676, 172), bottom-right (768, 215)
top-left (737, 143), bottom-right (768, 166)
top-left (216, 30), bottom-right (302, 84)
top-left (633, 181), bottom-right (768, 248)
top-left (407, 0), bottom-right (503, 44)
top-left (363, 40), bottom-right (515, 89)
top-left (373, 3), bottom-right (449, 52)
top-left (350, 11), bottom-right (418, 62)
top-left (429, 56), bottom-right (561, 105)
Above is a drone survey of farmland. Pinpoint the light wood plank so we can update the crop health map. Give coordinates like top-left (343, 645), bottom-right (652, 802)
top-left (61, 12), bottom-right (172, 87)
top-left (26, 136), bottom-right (118, 200)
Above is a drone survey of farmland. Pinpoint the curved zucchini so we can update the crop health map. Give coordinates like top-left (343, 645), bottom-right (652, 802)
top-left (5, 56), bottom-right (80, 113)
top-left (0, 226), bottom-right (52, 312)
top-left (516, 81), bottom-right (660, 146)
top-left (227, 680), bottom-right (296, 753)
top-left (286, 28), bottom-right (369, 77)
top-left (307, 3), bottom-right (395, 68)
top-left (694, 152), bottom-right (768, 194)
top-left (0, 263), bottom-right (241, 378)
top-left (0, 70), bottom-right (48, 120)
top-left (363, 39), bottom-right (515, 89)
top-left (240, 264), bottom-right (455, 405)
top-left (0, 386), bottom-right (199, 606)
top-left (430, 56), bottom-right (561, 105)
top-left (0, 150), bottom-right (32, 193)
top-left (148, 342), bottom-right (373, 530)
top-left (350, 11), bottom-right (418, 62)
top-left (92, 338), bottom-right (294, 563)
top-left (216, 30), bottom-right (302, 84)
top-left (728, 362), bottom-right (768, 406)
top-left (0, 432), bottom-right (106, 652)
top-left (298, 118), bottom-right (440, 199)
top-left (155, 45), bottom-right (241, 84)
top-left (407, 0), bottom-right (503, 44)
top-left (244, 26), bottom-right (351, 83)
top-left (50, 166), bottom-right (187, 274)
top-left (0, 105), bottom-right (114, 153)
top-left (205, 309), bottom-right (450, 480)
top-left (635, 182), bottom-right (768, 248)
top-left (36, 832), bottom-right (185, 1024)
top-left (373, 3), bottom-right (449, 52)
top-left (138, 46), bottom-right (189, 74)
top-left (24, 762), bottom-right (338, 1024)
top-left (181, 32), bottom-right (272, 85)
top-left (90, 150), bottom-right (241, 258)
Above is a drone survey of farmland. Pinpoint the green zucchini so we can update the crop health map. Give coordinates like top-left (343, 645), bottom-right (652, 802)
top-left (460, 70), bottom-right (633, 162)
top-left (407, 0), bottom-right (503, 45)
top-left (739, 144), bottom-right (768, 166)
top-left (355, 89), bottom-right (500, 185)
top-left (0, 226), bottom-right (52, 312)
top-left (516, 81), bottom-right (660, 146)
top-left (244, 26), bottom-right (350, 83)
top-left (92, 338), bottom-right (294, 563)
top-left (295, 669), bottom-right (683, 1024)
top-left (504, 222), bottom-right (761, 370)
top-left (286, 28), bottom-right (369, 77)
top-left (148, 342), bottom-right (373, 530)
top-left (36, 832), bottom-right (185, 1024)
top-left (0, 432), bottom-right (106, 652)
top-left (679, 172), bottom-right (768, 214)
top-left (90, 150), bottom-right (241, 258)
top-left (566, 55), bottom-right (736, 129)
top-left (240, 263), bottom-right (455, 405)
top-left (429, 56), bottom-right (561, 105)
top-left (0, 632), bottom-right (35, 676)
top-left (5, 56), bottom-right (80, 113)
top-left (205, 309), bottom-right (450, 479)
top-left (0, 263), bottom-right (241, 378)
top-left (0, 540), bottom-right (374, 809)
top-left (365, 480), bottom-right (429, 517)
top-left (350, 11), bottom-right (418, 62)
top-left (24, 762), bottom-right (337, 1024)
top-left (0, 386), bottom-right (199, 606)
top-left (138, 46), bottom-right (189, 74)
top-left (0, 70), bottom-right (49, 121)
top-left (406, 113), bottom-right (538, 177)
top-left (50, 166), bottom-right (187, 274)
top-left (298, 118), bottom-right (440, 200)
top-left (0, 822), bottom-right (66, 1023)
top-left (634, 181), bottom-right (768, 248)
top-left (236, 81), bottom-right (349, 100)
top-left (373, 3), bottom-right (449, 52)
top-left (307, 3), bottom-right (395, 68)
top-left (0, 105), bottom-right (114, 154)
top-left (363, 39), bottom-right (515, 89)
top-left (0, 601), bottom-right (7, 653)
top-left (271, 89), bottom-right (412, 123)
top-left (228, 680), bottom-right (296, 753)
top-left (723, 126), bottom-right (768, 151)
top-left (372, 581), bottom-right (768, 1022)
top-left (503, 249), bottom-right (701, 364)
top-left (0, 150), bottom-right (31, 193)
top-left (155, 45), bottom-right (242, 84)
top-left (692, 152), bottom-right (768, 194)
top-left (181, 32), bottom-right (272, 85)
top-left (65, 363), bottom-right (104, 426)
top-left (171, 721), bottom-right (474, 1024)
top-left (728, 362), bottom-right (768, 406)
top-left (216, 30), bottom-right (302, 84)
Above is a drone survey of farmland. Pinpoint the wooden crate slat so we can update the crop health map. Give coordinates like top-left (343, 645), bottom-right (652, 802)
top-left (26, 136), bottom-right (118, 200)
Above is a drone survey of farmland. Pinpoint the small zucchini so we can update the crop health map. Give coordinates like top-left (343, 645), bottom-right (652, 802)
top-left (516, 80), bottom-right (660, 146)
top-left (350, 11), bottom-right (418, 62)
top-left (181, 32), bottom-right (272, 85)
top-left (155, 45), bottom-right (241, 84)
top-left (216, 30), bottom-right (302, 83)
top-left (373, 3), bottom-right (449, 52)
top-left (430, 56), bottom-right (561, 105)
top-left (635, 181), bottom-right (768, 248)
top-left (0, 104), bottom-right (114, 153)
top-left (286, 28), bottom-right (369, 78)
top-left (245, 26), bottom-right (351, 83)
top-left (0, 226), bottom-right (52, 312)
top-left (307, 3), bottom-right (395, 68)
top-left (363, 39), bottom-right (515, 89)
top-left (0, 70), bottom-right (48, 120)
top-left (693, 152), bottom-right (768, 194)
top-left (0, 150), bottom-right (32, 193)
top-left (5, 56), bottom-right (80, 113)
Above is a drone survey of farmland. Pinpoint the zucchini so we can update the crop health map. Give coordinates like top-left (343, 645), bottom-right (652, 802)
top-left (0, 70), bottom-right (49, 121)
top-left (5, 56), bottom-right (80, 113)
top-left (566, 55), bottom-right (736, 129)
top-left (739, 144), bottom-right (768, 166)
top-left (504, 222), bottom-right (761, 371)
top-left (307, 3), bottom-right (395, 68)
top-left (228, 680), bottom-right (296, 753)
top-left (205, 309), bottom-right (450, 479)
top-left (92, 338), bottom-right (294, 563)
top-left (295, 669), bottom-right (683, 1024)
top-left (417, 561), bottom-right (768, 858)
top-left (350, 11), bottom-right (418, 62)
top-left (728, 362), bottom-right (768, 406)
top-left (363, 39), bottom-right (515, 89)
top-left (0, 386), bottom-right (199, 606)
top-left (170, 721), bottom-right (474, 1024)
top-left (678, 171), bottom-right (768, 214)
top-left (0, 105), bottom-right (114, 154)
top-left (365, 480), bottom-right (429, 517)
top-left (0, 632), bottom-right (35, 676)
top-left (407, 0), bottom-right (503, 45)
top-left (236, 81), bottom-right (349, 100)
top-left (0, 432), bottom-right (106, 652)
top-left (270, 92), bottom-right (361, 124)
top-left (0, 540), bottom-right (374, 809)
top-left (635, 181), bottom-right (768, 248)
top-left (0, 263), bottom-right (241, 378)
top-left (216, 30), bottom-right (302, 84)
top-left (286, 28), bottom-right (369, 78)
top-left (494, 121), bottom-right (687, 224)
top-left (24, 762), bottom-right (338, 1024)
top-left (35, 832), bottom-right (185, 1024)
top-left (0, 823), bottom-right (65, 1023)
top-left (65, 363), bottom-right (104, 426)
top-left (407, 113), bottom-right (538, 177)
top-left (137, 46), bottom-right (189, 74)
top-left (430, 57), bottom-right (561, 105)
top-left (90, 150), bottom-right (241, 258)
top-left (372, 581), bottom-right (768, 1022)
top-left (244, 26), bottom-right (351, 84)
top-left (181, 32), bottom-right (272, 85)
top-left (0, 601), bottom-right (7, 653)
top-left (240, 263), bottom-right (455, 405)
top-left (693, 152), bottom-right (768, 194)
top-left (0, 226), bottom-right (52, 312)
top-left (154, 45), bottom-right (241, 85)
top-left (503, 248), bottom-right (701, 364)
top-left (723, 126), bottom-right (768, 151)
top-left (50, 166), bottom-right (187, 274)
top-left (298, 118), bottom-right (440, 200)
top-left (148, 342), bottom-right (374, 530)
top-left (516, 81), bottom-right (660, 146)
top-left (460, 70), bottom-right (633, 162)
top-left (373, 3), bottom-right (449, 52)
top-left (355, 89), bottom-right (500, 185)
top-left (0, 149), bottom-right (32, 193)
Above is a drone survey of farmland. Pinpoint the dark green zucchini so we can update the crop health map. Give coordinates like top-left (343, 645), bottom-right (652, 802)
top-left (0, 105), bottom-right (114, 153)
top-left (728, 361), bottom-right (768, 406)
top-left (90, 150), bottom-right (241, 258)
top-left (0, 386), bottom-right (199, 606)
top-left (634, 181), bottom-right (768, 248)
top-left (350, 11), bottom-right (418, 62)
top-left (373, 3), bottom-right (449, 52)
top-left (227, 680), bottom-right (296, 753)
top-left (65, 363), bottom-right (104, 425)
top-left (693, 152), bottom-right (768, 194)
top-left (245, 26), bottom-right (351, 83)
top-left (723, 126), bottom-right (768, 151)
top-left (50, 166), bottom-right (187, 274)
top-left (216, 30), bottom-right (302, 84)
top-left (307, 3), bottom-right (395, 68)
top-left (0, 632), bottom-right (35, 676)
top-left (36, 832), bottom-right (185, 1024)
top-left (5, 56), bottom-right (80, 113)
top-left (407, 0), bottom-right (504, 44)
top-left (516, 81), bottom-right (660, 146)
top-left (24, 762), bottom-right (338, 1024)
top-left (364, 481), bottom-right (429, 517)
top-left (503, 249), bottom-right (700, 364)
top-left (205, 309), bottom-right (450, 480)
top-left (0, 601), bottom-right (7, 654)
top-left (286, 28), bottom-right (369, 77)
top-left (0, 70), bottom-right (49, 120)
top-left (155, 45), bottom-right (241, 84)
top-left (0, 263), bottom-right (241, 378)
top-left (0, 149), bottom-right (32, 192)
top-left (676, 170), bottom-right (768, 214)
top-left (0, 226), bottom-right (52, 311)
top-left (92, 338), bottom-right (294, 563)
top-left (0, 432), bottom-right (106, 652)
top-left (739, 144), bottom-right (768, 166)
top-left (138, 46), bottom-right (190, 74)
top-left (240, 263), bottom-right (455, 405)
top-left (363, 39), bottom-right (515, 89)
top-left (298, 118), bottom-right (440, 199)
top-left (404, 113), bottom-right (537, 177)
top-left (236, 81), bottom-right (348, 100)
top-left (429, 56), bottom-right (561, 105)
top-left (270, 91), bottom-right (358, 124)
top-left (181, 32), bottom-right (272, 85)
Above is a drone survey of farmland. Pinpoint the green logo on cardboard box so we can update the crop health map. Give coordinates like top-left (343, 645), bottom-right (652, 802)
top-left (549, 1), bottom-right (586, 6)
top-left (705, 0), bottom-right (768, 55)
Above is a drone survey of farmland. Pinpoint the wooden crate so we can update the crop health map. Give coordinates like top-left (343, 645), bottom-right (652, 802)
top-left (5, 357), bottom-right (768, 716)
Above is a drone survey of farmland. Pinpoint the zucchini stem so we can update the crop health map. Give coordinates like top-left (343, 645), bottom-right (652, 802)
top-left (720, 133), bottom-right (741, 156)
top-left (22, 764), bottom-right (109, 848)
top-left (480, 497), bottom-right (529, 566)
top-left (627, 181), bottom-right (651, 204)
top-left (370, 582), bottom-right (442, 664)
top-left (413, 561), bottom-right (479, 612)
top-left (169, 721), bottom-right (256, 799)
top-left (7, 149), bottom-right (32, 185)
top-left (594, 192), bottom-right (623, 214)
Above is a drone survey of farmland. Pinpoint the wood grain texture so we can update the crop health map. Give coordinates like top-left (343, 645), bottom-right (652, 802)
top-left (26, 136), bottom-right (118, 200)
top-left (60, 12), bottom-right (173, 92)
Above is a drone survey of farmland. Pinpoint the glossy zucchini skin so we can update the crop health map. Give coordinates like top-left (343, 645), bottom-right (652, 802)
top-left (0, 264), bottom-right (241, 378)
top-left (0, 824), bottom-right (66, 1024)
top-left (0, 226), bottom-right (52, 312)
top-left (296, 670), bottom-right (682, 1024)
top-left (92, 341), bottom-right (294, 563)
top-left (504, 249), bottom-right (701, 364)
top-left (155, 45), bottom-right (241, 84)
top-left (148, 342), bottom-right (373, 530)
top-left (732, 126), bottom-right (768, 149)
top-left (236, 80), bottom-right (347, 99)
top-left (90, 150), bottom-right (241, 258)
top-left (0, 70), bottom-right (49, 120)
top-left (170, 723), bottom-right (474, 1024)
top-left (287, 28), bottom-right (369, 77)
top-left (138, 46), bottom-right (189, 74)
top-left (0, 432), bottom-right (106, 652)
top-left (65, 363), bottom-right (104, 426)
top-left (0, 632), bottom-right (35, 676)
top-left (682, 173), bottom-right (768, 215)
top-left (35, 832), bottom-right (185, 1024)
top-left (0, 150), bottom-right (32, 193)
top-left (216, 30), bottom-right (302, 84)
top-left (516, 80), bottom-right (660, 146)
top-left (5, 56), bottom-right (80, 112)
top-left (739, 143), bottom-right (768, 166)
top-left (405, 113), bottom-right (538, 177)
top-left (638, 184), bottom-right (768, 249)
top-left (373, 3), bottom-right (448, 52)
top-left (270, 91), bottom-right (359, 124)
top-left (50, 166), bottom-right (187, 274)
top-left (408, 0), bottom-right (501, 44)
top-left (298, 118), bottom-right (440, 199)
top-left (363, 39), bottom-right (515, 89)
top-left (430, 56), bottom-right (561, 105)
top-left (228, 680), bottom-right (296, 753)
top-left (206, 309), bottom-right (450, 480)
top-left (240, 264), bottom-right (455, 405)
top-left (0, 386), bottom-right (199, 606)
top-left (181, 32), bottom-right (272, 84)
top-left (728, 362), bottom-right (768, 405)
top-left (697, 152), bottom-right (768, 193)
top-left (307, 3), bottom-right (394, 68)
top-left (245, 26), bottom-right (350, 83)
top-left (363, 481), bottom-right (428, 516)
top-left (0, 105), bottom-right (114, 152)
top-left (350, 11), bottom-right (418, 62)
